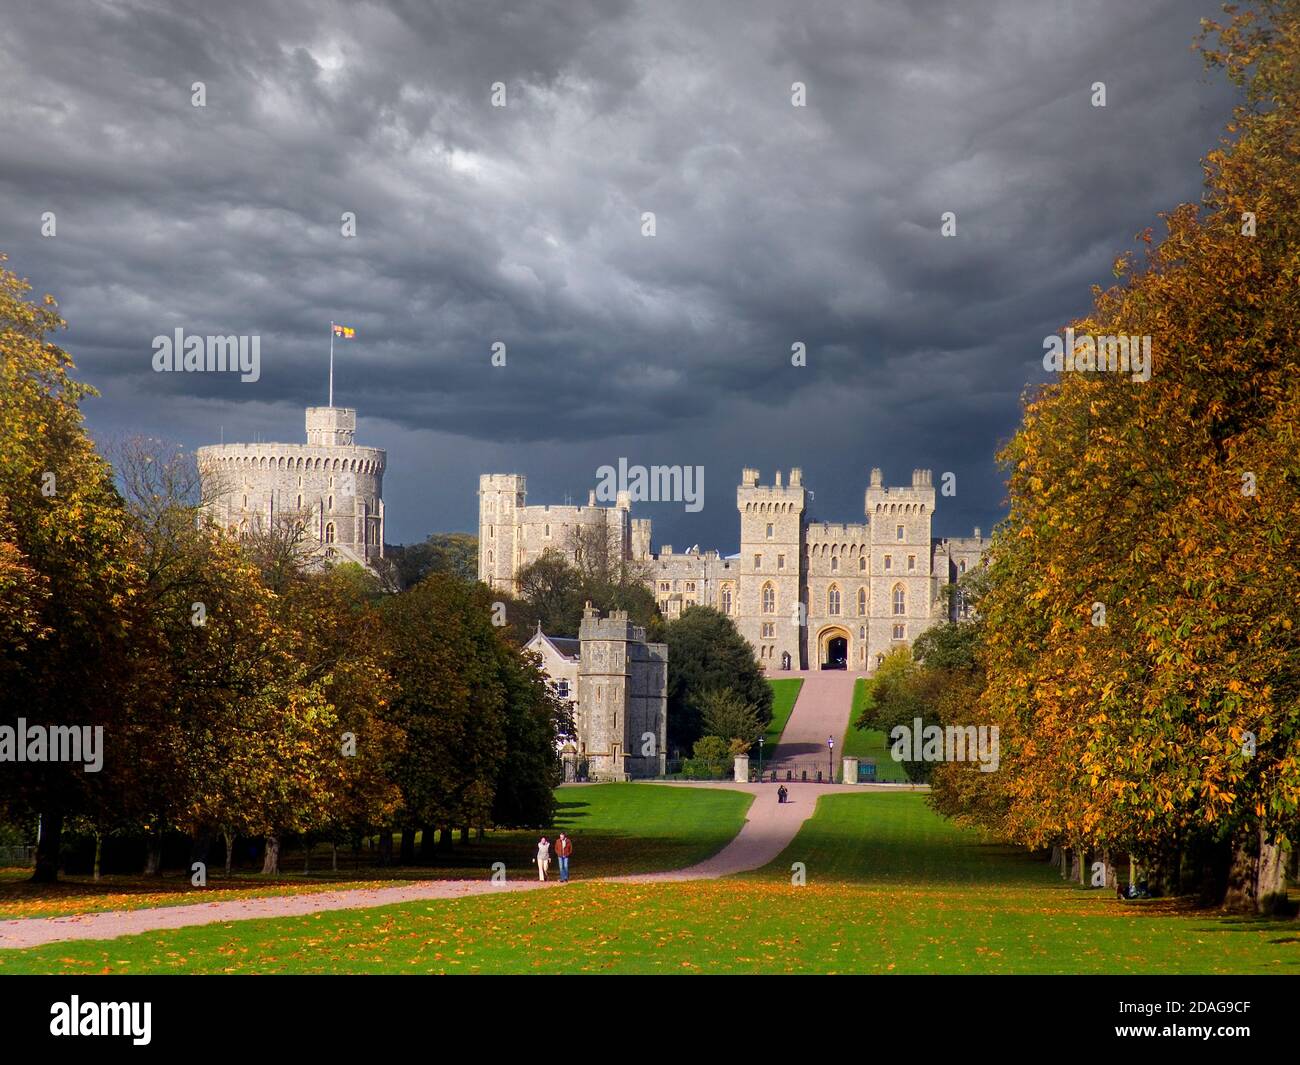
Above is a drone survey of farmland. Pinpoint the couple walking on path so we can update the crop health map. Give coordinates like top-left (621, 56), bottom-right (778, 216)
top-left (536, 832), bottom-right (573, 882)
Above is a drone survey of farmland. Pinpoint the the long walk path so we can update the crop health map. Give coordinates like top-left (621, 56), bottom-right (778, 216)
top-left (0, 780), bottom-right (921, 949)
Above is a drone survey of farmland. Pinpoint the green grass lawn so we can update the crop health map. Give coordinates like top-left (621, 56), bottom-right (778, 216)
top-left (839, 677), bottom-right (906, 781)
top-left (759, 677), bottom-right (803, 757)
top-left (0, 783), bottom-right (751, 921)
top-left (4, 791), bottom-right (1295, 974)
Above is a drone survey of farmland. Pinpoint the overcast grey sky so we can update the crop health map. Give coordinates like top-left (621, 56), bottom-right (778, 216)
top-left (0, 0), bottom-right (1240, 548)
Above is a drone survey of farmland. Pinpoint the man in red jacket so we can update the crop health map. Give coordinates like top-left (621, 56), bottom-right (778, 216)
top-left (555, 833), bottom-right (573, 882)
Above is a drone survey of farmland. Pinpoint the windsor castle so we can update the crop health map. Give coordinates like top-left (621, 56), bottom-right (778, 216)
top-left (480, 467), bottom-right (986, 673)
top-left (193, 403), bottom-right (985, 674)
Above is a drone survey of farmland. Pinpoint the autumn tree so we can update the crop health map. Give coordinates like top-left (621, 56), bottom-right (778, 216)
top-left (965, 1), bottom-right (1300, 911)
top-left (0, 259), bottom-right (142, 882)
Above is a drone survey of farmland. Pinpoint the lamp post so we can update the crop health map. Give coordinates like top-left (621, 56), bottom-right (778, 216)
top-left (758, 734), bottom-right (764, 781)
top-left (827, 735), bottom-right (835, 783)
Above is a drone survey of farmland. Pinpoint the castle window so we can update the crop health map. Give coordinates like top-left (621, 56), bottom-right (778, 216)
top-left (858, 587), bottom-right (866, 615)
top-left (660, 582), bottom-right (671, 593)
top-left (242, 494), bottom-right (248, 509)
top-left (828, 585), bottom-right (841, 615)
top-left (766, 523), bottom-right (774, 539)
top-left (325, 522), bottom-right (336, 544)
top-left (960, 560), bottom-right (967, 574)
top-left (884, 555), bottom-right (892, 571)
top-left (908, 555), bottom-right (916, 572)
top-left (762, 623), bottom-right (774, 638)
top-left (686, 582), bottom-right (696, 592)
top-left (859, 556), bottom-right (866, 572)
top-left (328, 495), bottom-right (334, 511)
top-left (777, 554), bottom-right (786, 570)
top-left (754, 554), bottom-right (762, 570)
top-left (896, 524), bottom-right (905, 541)
top-left (892, 623), bottom-right (906, 641)
top-left (545, 524), bottom-right (551, 538)
top-left (489, 527), bottom-right (494, 537)
top-left (831, 557), bottom-right (839, 572)
top-left (296, 494), bottom-right (303, 510)
top-left (487, 551), bottom-right (494, 565)
top-left (555, 680), bottom-right (570, 698)
top-left (892, 585), bottom-right (905, 615)
top-left (721, 586), bottom-right (732, 614)
top-left (762, 583), bottom-right (776, 614)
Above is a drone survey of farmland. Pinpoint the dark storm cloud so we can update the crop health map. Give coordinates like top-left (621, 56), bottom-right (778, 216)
top-left (0, 0), bottom-right (1240, 545)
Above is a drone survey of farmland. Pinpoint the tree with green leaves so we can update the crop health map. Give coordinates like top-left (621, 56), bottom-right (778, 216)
top-left (697, 688), bottom-right (764, 748)
top-left (664, 606), bottom-right (772, 753)
top-left (380, 574), bottom-right (510, 855)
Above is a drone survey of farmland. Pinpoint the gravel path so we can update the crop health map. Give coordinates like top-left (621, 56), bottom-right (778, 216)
top-left (0, 781), bottom-right (919, 950)
top-left (768, 669), bottom-right (863, 771)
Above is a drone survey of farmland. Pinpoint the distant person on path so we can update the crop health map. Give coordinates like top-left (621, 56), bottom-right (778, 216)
top-left (777, 784), bottom-right (788, 804)
top-left (555, 832), bottom-right (573, 882)
top-left (536, 836), bottom-right (551, 881)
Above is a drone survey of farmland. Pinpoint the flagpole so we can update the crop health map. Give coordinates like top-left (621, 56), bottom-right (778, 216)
top-left (329, 321), bottom-right (335, 407)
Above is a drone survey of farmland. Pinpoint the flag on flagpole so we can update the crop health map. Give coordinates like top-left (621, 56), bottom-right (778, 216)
top-left (332, 324), bottom-right (356, 338)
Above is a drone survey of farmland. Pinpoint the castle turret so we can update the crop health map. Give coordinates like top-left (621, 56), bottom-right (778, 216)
top-left (737, 470), bottom-right (807, 671)
top-left (197, 406), bottom-right (385, 568)
top-left (577, 606), bottom-right (667, 780)
top-left (863, 468), bottom-right (935, 668)
top-left (478, 473), bottom-right (525, 594)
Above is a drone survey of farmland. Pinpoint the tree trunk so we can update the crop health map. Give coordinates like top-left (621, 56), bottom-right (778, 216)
top-left (476, 826), bottom-right (484, 842)
top-left (460, 826), bottom-right (469, 844)
top-left (143, 829), bottom-right (163, 877)
top-left (303, 836), bottom-right (311, 874)
top-left (93, 832), bottom-right (103, 882)
top-left (1223, 826), bottom-right (1265, 913)
top-left (1101, 851), bottom-right (1118, 891)
top-left (32, 809), bottom-right (63, 884)
top-left (332, 842), bottom-right (338, 873)
top-left (1256, 829), bottom-right (1289, 916)
top-left (400, 827), bottom-right (416, 864)
top-left (1049, 846), bottom-right (1062, 872)
top-left (223, 830), bottom-right (234, 876)
top-left (419, 823), bottom-right (436, 862)
top-left (261, 833), bottom-right (281, 875)
top-left (438, 825), bottom-right (453, 853)
top-left (190, 827), bottom-right (212, 871)
top-left (377, 829), bottom-right (392, 867)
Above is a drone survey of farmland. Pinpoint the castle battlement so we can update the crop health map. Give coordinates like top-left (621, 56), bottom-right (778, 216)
top-left (806, 522), bottom-right (870, 541)
top-left (483, 465), bottom-right (987, 673)
top-left (199, 405), bottom-right (386, 569)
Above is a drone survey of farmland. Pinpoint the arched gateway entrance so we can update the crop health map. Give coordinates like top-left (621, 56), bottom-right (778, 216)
top-left (817, 626), bottom-right (851, 670)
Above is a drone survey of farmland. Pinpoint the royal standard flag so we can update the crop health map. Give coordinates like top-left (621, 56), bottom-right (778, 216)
top-left (332, 324), bottom-right (355, 338)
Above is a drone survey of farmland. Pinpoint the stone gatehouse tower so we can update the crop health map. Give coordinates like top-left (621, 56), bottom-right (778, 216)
top-left (525, 606), bottom-right (668, 781)
top-left (197, 406), bottom-right (386, 569)
top-left (483, 467), bottom-right (986, 673)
